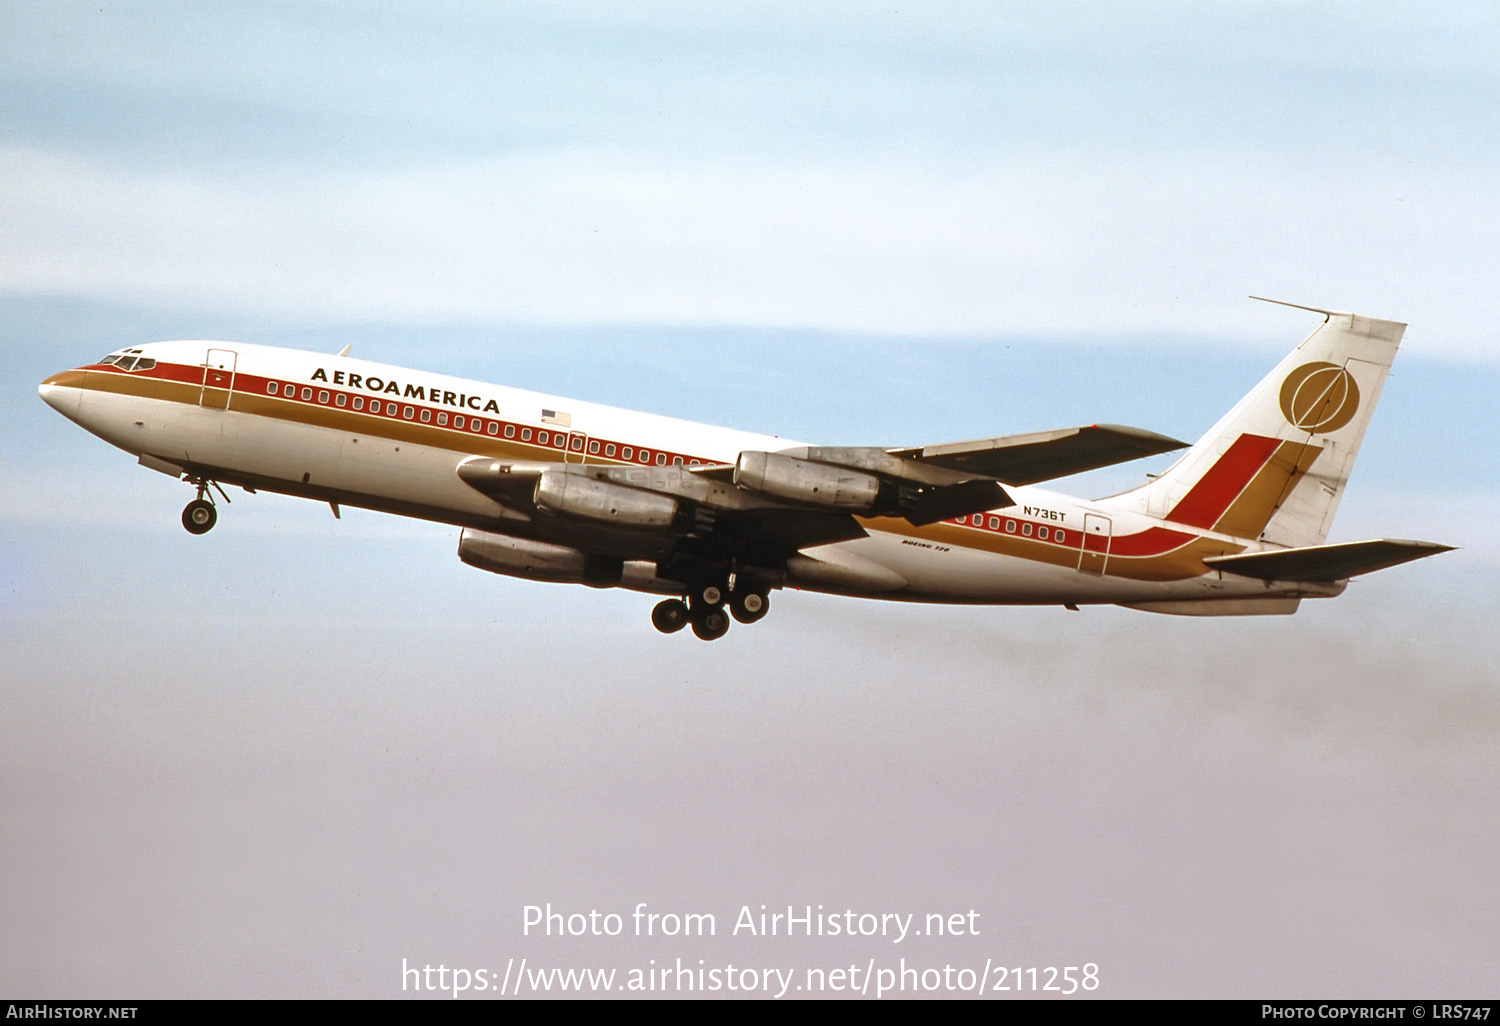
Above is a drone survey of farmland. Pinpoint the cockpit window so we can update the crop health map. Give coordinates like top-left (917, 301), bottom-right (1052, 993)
top-left (98, 353), bottom-right (155, 371)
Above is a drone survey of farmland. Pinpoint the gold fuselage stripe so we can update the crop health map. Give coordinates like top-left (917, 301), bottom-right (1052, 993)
top-left (51, 362), bottom-right (1242, 582)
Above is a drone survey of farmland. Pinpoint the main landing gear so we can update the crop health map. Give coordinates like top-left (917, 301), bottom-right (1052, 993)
top-left (651, 581), bottom-right (771, 642)
top-left (180, 477), bottom-right (229, 535)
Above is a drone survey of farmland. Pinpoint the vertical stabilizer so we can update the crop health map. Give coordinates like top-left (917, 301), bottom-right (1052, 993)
top-left (1106, 306), bottom-right (1404, 548)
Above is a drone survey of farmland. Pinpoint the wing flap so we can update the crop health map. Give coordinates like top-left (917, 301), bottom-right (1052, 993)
top-left (890, 423), bottom-right (1187, 485)
top-left (1202, 539), bottom-right (1454, 582)
top-left (902, 480), bottom-right (1011, 526)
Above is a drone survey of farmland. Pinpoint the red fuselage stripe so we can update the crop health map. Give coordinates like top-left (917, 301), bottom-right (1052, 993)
top-left (82, 360), bottom-right (1208, 557)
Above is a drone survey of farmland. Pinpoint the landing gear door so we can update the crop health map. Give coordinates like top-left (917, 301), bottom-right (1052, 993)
top-left (200, 349), bottom-right (238, 410)
top-left (1078, 513), bottom-right (1112, 575)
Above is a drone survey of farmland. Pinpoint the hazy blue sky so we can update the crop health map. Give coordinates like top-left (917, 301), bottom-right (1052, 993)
top-left (3, 1), bottom-right (1497, 999)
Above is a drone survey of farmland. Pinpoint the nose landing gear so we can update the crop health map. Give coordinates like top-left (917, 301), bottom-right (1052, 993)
top-left (180, 477), bottom-right (229, 535)
top-left (182, 498), bottom-right (217, 534)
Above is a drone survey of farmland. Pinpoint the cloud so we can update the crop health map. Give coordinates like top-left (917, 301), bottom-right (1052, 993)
top-left (4, 147), bottom-right (1498, 353)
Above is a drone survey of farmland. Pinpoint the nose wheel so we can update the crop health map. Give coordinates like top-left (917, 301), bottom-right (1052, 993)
top-left (182, 499), bottom-right (217, 534)
top-left (180, 477), bottom-right (229, 534)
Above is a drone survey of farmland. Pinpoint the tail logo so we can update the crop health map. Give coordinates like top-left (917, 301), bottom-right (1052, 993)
top-left (1278, 362), bottom-right (1360, 434)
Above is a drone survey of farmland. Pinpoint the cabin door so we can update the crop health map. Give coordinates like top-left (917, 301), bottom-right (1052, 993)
top-left (200, 349), bottom-right (238, 410)
top-left (1078, 513), bottom-right (1112, 575)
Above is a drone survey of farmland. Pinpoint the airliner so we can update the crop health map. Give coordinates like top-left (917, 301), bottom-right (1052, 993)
top-left (38, 300), bottom-right (1450, 640)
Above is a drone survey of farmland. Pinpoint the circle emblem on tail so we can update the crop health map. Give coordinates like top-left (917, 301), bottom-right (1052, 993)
top-left (1278, 362), bottom-right (1360, 433)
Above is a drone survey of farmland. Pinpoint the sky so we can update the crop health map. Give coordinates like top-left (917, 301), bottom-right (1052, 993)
top-left (2, 1), bottom-right (1498, 1000)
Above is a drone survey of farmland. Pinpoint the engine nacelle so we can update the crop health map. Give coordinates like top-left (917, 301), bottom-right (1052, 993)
top-left (533, 470), bottom-right (678, 528)
top-left (734, 451), bottom-right (882, 511)
top-left (458, 529), bottom-right (620, 585)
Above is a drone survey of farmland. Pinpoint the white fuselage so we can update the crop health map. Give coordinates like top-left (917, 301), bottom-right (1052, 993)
top-left (40, 339), bottom-right (1327, 611)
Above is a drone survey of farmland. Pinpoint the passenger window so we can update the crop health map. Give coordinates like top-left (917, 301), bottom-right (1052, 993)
top-left (638, 450), bottom-right (650, 463)
top-left (475, 419), bottom-right (485, 432)
top-left (353, 397), bottom-right (364, 410)
top-left (1005, 519), bottom-right (1016, 533)
top-left (672, 456), bottom-right (683, 466)
top-left (454, 415), bottom-right (464, 429)
top-left (588, 440), bottom-right (599, 454)
top-left (403, 405), bottom-right (414, 419)
top-left (1022, 523), bottom-right (1033, 536)
top-left (521, 427), bottom-right (531, 441)
top-left (504, 425), bottom-right (514, 438)
top-left (538, 430), bottom-right (548, 444)
top-left (487, 422), bottom-right (498, 435)
top-left (988, 516), bottom-right (1000, 530)
top-left (605, 444), bottom-right (616, 457)
top-left (301, 387), bottom-right (312, 400)
top-left (656, 453), bottom-right (666, 466)
top-left (1038, 526), bottom-right (1049, 540)
top-left (571, 436), bottom-right (583, 451)
top-left (267, 382), bottom-right (279, 395)
top-left (1055, 530), bottom-right (1066, 544)
top-left (438, 412), bottom-right (448, 425)
top-left (370, 400), bottom-right (381, 414)
top-left (420, 409), bottom-right (431, 422)
top-left (336, 394), bottom-right (346, 407)
top-left (622, 447), bottom-right (632, 459)
top-left (319, 390), bottom-right (329, 403)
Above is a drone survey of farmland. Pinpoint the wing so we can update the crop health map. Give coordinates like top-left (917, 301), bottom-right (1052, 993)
top-left (455, 457), bottom-right (871, 570)
top-left (453, 422), bottom-right (1184, 576)
top-left (887, 423), bottom-right (1188, 485)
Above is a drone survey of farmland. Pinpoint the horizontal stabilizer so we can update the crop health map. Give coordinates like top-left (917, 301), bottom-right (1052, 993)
top-left (890, 424), bottom-right (1187, 485)
top-left (1203, 539), bottom-right (1454, 582)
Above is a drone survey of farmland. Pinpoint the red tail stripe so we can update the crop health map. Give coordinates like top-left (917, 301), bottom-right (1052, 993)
top-left (1107, 525), bottom-right (1198, 557)
top-left (1167, 433), bottom-right (1281, 529)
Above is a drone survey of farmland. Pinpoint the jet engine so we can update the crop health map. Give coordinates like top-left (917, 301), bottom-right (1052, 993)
top-left (458, 529), bottom-right (621, 585)
top-left (733, 451), bottom-right (882, 511)
top-left (533, 470), bottom-right (679, 528)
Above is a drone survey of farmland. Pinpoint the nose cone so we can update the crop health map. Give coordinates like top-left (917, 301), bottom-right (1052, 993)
top-left (39, 370), bottom-right (85, 419)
